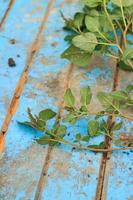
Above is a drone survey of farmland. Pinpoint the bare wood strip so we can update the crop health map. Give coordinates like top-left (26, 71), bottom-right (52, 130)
top-left (34, 64), bottom-right (74, 200)
top-left (0, 0), bottom-right (55, 153)
top-left (0, 0), bottom-right (15, 30)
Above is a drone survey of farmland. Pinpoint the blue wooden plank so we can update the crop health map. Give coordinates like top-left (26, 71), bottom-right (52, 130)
top-left (107, 151), bottom-right (133, 200)
top-left (0, 1), bottom-right (80, 199)
top-left (0, 0), bottom-right (49, 127)
top-left (0, 1), bottom-right (114, 199)
top-left (0, 1), bottom-right (132, 200)
top-left (106, 120), bottom-right (133, 200)
top-left (40, 62), bottom-right (113, 200)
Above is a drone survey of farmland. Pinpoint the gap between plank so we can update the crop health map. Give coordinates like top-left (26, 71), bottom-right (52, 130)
top-left (95, 34), bottom-right (125, 199)
top-left (0, 0), bottom-right (55, 154)
top-left (34, 64), bottom-right (74, 200)
top-left (95, 61), bottom-right (121, 200)
top-left (0, 0), bottom-right (15, 30)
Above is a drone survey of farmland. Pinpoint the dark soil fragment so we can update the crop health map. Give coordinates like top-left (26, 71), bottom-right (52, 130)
top-left (51, 42), bottom-right (58, 47)
top-left (10, 39), bottom-right (16, 44)
top-left (8, 58), bottom-right (16, 67)
top-left (72, 147), bottom-right (76, 151)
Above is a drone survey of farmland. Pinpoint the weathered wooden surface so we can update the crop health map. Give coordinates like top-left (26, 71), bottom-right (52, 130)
top-left (0, 1), bottom-right (132, 200)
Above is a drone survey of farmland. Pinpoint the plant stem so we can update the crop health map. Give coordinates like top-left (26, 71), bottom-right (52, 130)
top-left (103, 0), bottom-right (119, 45)
top-left (48, 138), bottom-right (133, 152)
top-left (115, 20), bottom-right (123, 33)
top-left (106, 54), bottom-right (119, 59)
top-left (119, 0), bottom-right (127, 29)
top-left (97, 30), bottom-right (112, 43)
top-left (86, 40), bottom-right (123, 54)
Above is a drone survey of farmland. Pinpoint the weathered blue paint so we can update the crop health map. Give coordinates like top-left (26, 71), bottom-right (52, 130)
top-left (80, 67), bottom-right (112, 87)
top-left (0, 0), bottom-right (133, 200)
top-left (0, 0), bottom-right (48, 127)
top-left (107, 120), bottom-right (133, 200)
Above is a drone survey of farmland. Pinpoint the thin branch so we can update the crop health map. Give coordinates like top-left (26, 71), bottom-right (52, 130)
top-left (103, 0), bottom-right (119, 46)
top-left (119, 0), bottom-right (127, 29)
top-left (49, 138), bottom-right (133, 152)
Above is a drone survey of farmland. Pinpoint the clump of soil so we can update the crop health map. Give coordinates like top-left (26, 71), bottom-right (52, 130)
top-left (9, 39), bottom-right (16, 44)
top-left (8, 58), bottom-right (16, 67)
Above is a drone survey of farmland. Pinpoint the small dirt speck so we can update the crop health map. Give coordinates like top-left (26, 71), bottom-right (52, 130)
top-left (10, 39), bottom-right (16, 44)
top-left (51, 42), bottom-right (58, 47)
top-left (72, 147), bottom-right (76, 151)
top-left (17, 54), bottom-right (20, 58)
top-left (122, 151), bottom-right (129, 155)
top-left (8, 58), bottom-right (16, 67)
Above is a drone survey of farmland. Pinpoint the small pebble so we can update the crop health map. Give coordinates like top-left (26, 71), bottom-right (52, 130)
top-left (8, 58), bottom-right (16, 67)
top-left (72, 147), bottom-right (76, 151)
top-left (10, 39), bottom-right (16, 44)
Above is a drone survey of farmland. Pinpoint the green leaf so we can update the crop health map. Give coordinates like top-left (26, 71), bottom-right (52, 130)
top-left (111, 0), bottom-right (133, 7)
top-left (85, 16), bottom-right (100, 32)
top-left (82, 135), bottom-right (90, 142)
top-left (87, 9), bottom-right (99, 17)
top-left (80, 86), bottom-right (92, 106)
top-left (114, 121), bottom-right (123, 131)
top-left (118, 60), bottom-right (133, 71)
top-left (97, 92), bottom-right (113, 108)
top-left (114, 139), bottom-right (123, 146)
top-left (100, 119), bottom-right (108, 130)
top-left (63, 113), bottom-right (77, 124)
top-left (99, 141), bottom-right (105, 148)
top-left (83, 0), bottom-right (102, 8)
top-left (88, 120), bottom-right (99, 137)
top-left (18, 121), bottom-right (35, 129)
top-left (80, 105), bottom-right (88, 112)
top-left (111, 8), bottom-right (122, 20)
top-left (61, 45), bottom-right (92, 67)
top-left (123, 48), bottom-right (133, 59)
top-left (72, 32), bottom-right (97, 52)
top-left (18, 121), bottom-right (44, 131)
top-left (36, 136), bottom-right (51, 145)
top-left (64, 34), bottom-right (77, 43)
top-left (37, 118), bottom-right (46, 129)
top-left (99, 15), bottom-right (112, 32)
top-left (64, 88), bottom-right (75, 107)
top-left (56, 125), bottom-right (67, 137)
top-left (125, 85), bottom-right (133, 94)
top-left (76, 133), bottom-right (82, 141)
top-left (110, 91), bottom-right (129, 101)
top-left (73, 12), bottom-right (84, 29)
top-left (88, 141), bottom-right (105, 150)
top-left (39, 109), bottom-right (56, 121)
top-left (119, 48), bottom-right (133, 71)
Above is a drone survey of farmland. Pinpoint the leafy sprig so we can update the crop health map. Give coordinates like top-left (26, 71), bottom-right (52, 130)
top-left (19, 85), bottom-right (133, 152)
top-left (61, 0), bottom-right (133, 70)
top-left (19, 0), bottom-right (133, 152)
